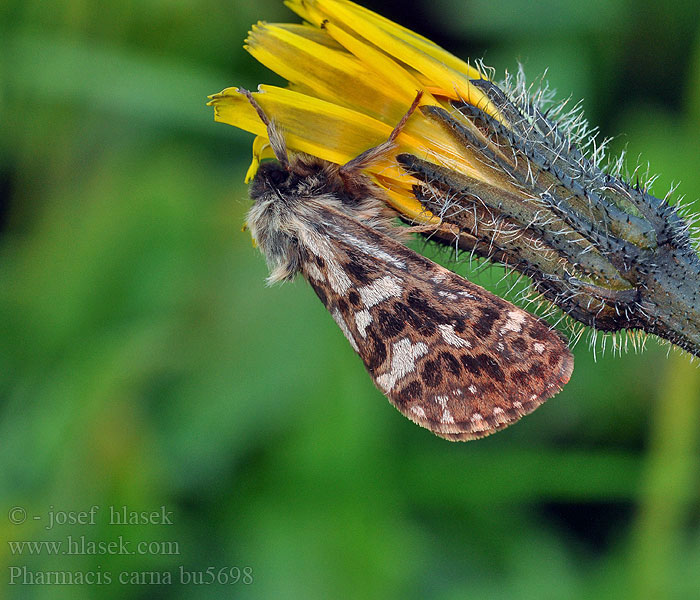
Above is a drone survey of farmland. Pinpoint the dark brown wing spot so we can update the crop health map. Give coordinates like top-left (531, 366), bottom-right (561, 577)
top-left (439, 351), bottom-right (462, 376)
top-left (528, 364), bottom-right (544, 379)
top-left (460, 354), bottom-right (483, 375)
top-left (343, 253), bottom-right (372, 284)
top-left (364, 329), bottom-right (387, 372)
top-left (422, 358), bottom-right (443, 388)
top-left (377, 307), bottom-right (405, 337)
top-left (348, 290), bottom-right (362, 306)
top-left (473, 307), bottom-right (500, 337)
top-left (395, 381), bottom-right (423, 407)
top-left (511, 370), bottom-right (531, 386)
top-left (486, 357), bottom-right (506, 382)
top-left (407, 289), bottom-right (450, 325)
top-left (512, 336), bottom-right (528, 352)
top-left (453, 318), bottom-right (468, 334)
top-left (465, 353), bottom-right (505, 382)
top-left (394, 301), bottom-right (436, 336)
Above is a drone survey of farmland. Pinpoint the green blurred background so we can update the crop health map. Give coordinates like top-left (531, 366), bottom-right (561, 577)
top-left (1, 0), bottom-right (699, 598)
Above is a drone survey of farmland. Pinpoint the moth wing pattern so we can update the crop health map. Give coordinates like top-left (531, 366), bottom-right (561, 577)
top-left (301, 205), bottom-right (574, 441)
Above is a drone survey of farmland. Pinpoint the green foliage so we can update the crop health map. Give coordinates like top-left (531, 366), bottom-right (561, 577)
top-left (1, 1), bottom-right (699, 598)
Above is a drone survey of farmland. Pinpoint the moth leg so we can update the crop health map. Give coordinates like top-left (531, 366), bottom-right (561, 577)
top-left (403, 222), bottom-right (461, 236)
top-left (238, 87), bottom-right (289, 168)
top-left (340, 91), bottom-right (423, 174)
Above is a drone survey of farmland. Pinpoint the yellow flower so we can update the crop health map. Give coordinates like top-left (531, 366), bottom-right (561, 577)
top-left (207, 0), bottom-right (501, 223)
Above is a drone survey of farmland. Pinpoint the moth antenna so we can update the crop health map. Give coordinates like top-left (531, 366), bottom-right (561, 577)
top-left (238, 87), bottom-right (289, 168)
top-left (341, 90), bottom-right (423, 174)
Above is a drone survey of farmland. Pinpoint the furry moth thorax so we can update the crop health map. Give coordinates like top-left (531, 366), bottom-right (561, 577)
top-left (247, 155), bottom-right (403, 284)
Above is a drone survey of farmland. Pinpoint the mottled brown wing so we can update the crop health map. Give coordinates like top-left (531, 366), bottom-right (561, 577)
top-left (301, 208), bottom-right (574, 441)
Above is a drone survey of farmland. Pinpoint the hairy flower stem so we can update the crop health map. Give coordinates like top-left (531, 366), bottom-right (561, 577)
top-left (398, 79), bottom-right (700, 356)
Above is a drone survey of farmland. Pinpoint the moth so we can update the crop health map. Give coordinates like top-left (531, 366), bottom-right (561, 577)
top-left (242, 88), bottom-right (574, 440)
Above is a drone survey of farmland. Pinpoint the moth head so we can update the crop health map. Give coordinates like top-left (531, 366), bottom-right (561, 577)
top-left (248, 160), bottom-right (291, 201)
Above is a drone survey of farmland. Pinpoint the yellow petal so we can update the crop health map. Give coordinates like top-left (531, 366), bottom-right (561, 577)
top-left (246, 22), bottom-right (419, 124)
top-left (286, 0), bottom-right (498, 114)
top-left (287, 0), bottom-right (477, 78)
top-left (245, 135), bottom-right (277, 183)
top-left (209, 85), bottom-right (419, 166)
